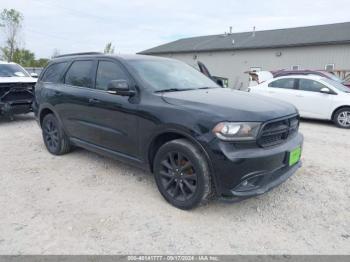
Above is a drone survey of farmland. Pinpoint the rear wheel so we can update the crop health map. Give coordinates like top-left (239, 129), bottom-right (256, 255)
top-left (153, 139), bottom-right (213, 210)
top-left (333, 108), bottom-right (350, 128)
top-left (42, 114), bottom-right (71, 155)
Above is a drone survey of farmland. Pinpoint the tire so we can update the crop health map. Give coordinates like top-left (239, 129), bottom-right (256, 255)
top-left (333, 107), bottom-right (350, 129)
top-left (153, 139), bottom-right (213, 210)
top-left (42, 114), bottom-right (71, 155)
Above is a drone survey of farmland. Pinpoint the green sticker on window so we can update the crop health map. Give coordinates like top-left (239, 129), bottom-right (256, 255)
top-left (289, 147), bottom-right (301, 166)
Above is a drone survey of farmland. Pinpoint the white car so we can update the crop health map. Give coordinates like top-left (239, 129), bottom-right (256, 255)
top-left (249, 75), bottom-right (350, 128)
top-left (0, 61), bottom-right (37, 118)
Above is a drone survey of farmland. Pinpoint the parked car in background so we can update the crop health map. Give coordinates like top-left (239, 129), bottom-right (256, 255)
top-left (34, 53), bottom-right (303, 209)
top-left (24, 67), bottom-right (44, 78)
top-left (247, 70), bottom-right (350, 89)
top-left (247, 71), bottom-right (273, 86)
top-left (197, 61), bottom-right (229, 88)
top-left (249, 75), bottom-right (350, 128)
top-left (272, 69), bottom-right (350, 88)
top-left (0, 61), bottom-right (37, 118)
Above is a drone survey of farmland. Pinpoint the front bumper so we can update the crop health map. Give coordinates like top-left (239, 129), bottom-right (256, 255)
top-left (0, 100), bottom-right (32, 116)
top-left (206, 132), bottom-right (304, 198)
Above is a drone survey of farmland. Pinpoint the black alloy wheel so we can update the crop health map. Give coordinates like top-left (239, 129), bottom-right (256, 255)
top-left (154, 139), bottom-right (213, 210)
top-left (43, 118), bottom-right (60, 152)
top-left (159, 151), bottom-right (198, 201)
top-left (42, 114), bottom-right (71, 155)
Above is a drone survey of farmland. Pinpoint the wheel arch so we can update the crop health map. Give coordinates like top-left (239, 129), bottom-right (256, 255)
top-left (146, 128), bottom-right (218, 194)
top-left (331, 105), bottom-right (350, 120)
top-left (38, 104), bottom-right (67, 133)
top-left (39, 108), bottom-right (54, 126)
top-left (147, 129), bottom-right (211, 173)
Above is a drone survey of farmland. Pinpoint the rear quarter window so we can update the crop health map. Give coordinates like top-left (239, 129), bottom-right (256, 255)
top-left (41, 62), bottom-right (68, 83)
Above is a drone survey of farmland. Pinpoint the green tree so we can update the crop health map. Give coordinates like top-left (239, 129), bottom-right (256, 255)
top-left (34, 58), bottom-right (49, 67)
top-left (8, 48), bottom-right (48, 67)
top-left (0, 9), bottom-right (23, 62)
top-left (104, 42), bottom-right (115, 54)
top-left (12, 48), bottom-right (35, 67)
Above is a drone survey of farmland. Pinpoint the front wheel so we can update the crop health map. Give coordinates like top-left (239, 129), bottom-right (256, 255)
top-left (333, 108), bottom-right (350, 128)
top-left (153, 139), bottom-right (213, 210)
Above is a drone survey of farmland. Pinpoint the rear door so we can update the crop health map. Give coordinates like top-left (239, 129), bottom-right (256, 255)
top-left (57, 59), bottom-right (99, 143)
top-left (255, 78), bottom-right (299, 105)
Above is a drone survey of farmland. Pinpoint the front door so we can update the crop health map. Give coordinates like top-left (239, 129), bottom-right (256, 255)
top-left (83, 59), bottom-right (139, 157)
top-left (294, 78), bottom-right (334, 119)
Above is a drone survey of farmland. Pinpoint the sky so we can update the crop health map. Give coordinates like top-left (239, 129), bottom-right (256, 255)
top-left (1, 0), bottom-right (350, 59)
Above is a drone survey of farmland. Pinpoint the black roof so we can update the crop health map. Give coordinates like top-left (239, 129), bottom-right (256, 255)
top-left (51, 53), bottom-right (167, 62)
top-left (140, 22), bottom-right (350, 54)
top-left (53, 52), bottom-right (103, 58)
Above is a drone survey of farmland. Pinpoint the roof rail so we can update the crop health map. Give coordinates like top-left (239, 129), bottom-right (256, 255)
top-left (54, 52), bottom-right (103, 58)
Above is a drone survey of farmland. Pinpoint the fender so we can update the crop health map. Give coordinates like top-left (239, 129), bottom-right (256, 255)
top-left (38, 103), bottom-right (70, 136)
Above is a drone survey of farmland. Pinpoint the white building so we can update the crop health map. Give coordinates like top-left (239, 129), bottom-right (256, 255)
top-left (140, 22), bottom-right (350, 89)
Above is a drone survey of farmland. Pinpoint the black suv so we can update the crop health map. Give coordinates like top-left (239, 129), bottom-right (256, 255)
top-left (33, 53), bottom-right (303, 209)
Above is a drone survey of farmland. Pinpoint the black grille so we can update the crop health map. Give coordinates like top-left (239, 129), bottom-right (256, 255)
top-left (0, 82), bottom-right (35, 101)
top-left (0, 82), bottom-right (35, 96)
top-left (258, 115), bottom-right (299, 147)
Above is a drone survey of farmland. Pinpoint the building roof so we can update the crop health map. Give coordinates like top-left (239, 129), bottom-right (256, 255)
top-left (140, 22), bottom-right (350, 54)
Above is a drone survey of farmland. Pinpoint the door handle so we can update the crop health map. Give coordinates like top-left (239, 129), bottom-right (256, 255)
top-left (296, 94), bottom-right (304, 97)
top-left (54, 91), bottom-right (62, 96)
top-left (88, 98), bottom-right (100, 104)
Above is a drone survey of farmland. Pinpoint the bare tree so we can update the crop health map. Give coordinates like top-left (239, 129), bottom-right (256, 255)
top-left (0, 9), bottom-right (23, 62)
top-left (51, 48), bottom-right (60, 58)
top-left (104, 42), bottom-right (115, 54)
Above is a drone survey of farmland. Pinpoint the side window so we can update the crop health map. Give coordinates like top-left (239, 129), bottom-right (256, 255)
top-left (41, 62), bottom-right (67, 83)
top-left (268, 79), bottom-right (295, 89)
top-left (299, 79), bottom-right (327, 92)
top-left (95, 61), bottom-right (128, 90)
top-left (65, 60), bottom-right (95, 88)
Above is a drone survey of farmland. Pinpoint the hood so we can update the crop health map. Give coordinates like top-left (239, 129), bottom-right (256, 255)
top-left (248, 71), bottom-right (273, 83)
top-left (161, 88), bottom-right (297, 122)
top-left (0, 77), bottom-right (37, 83)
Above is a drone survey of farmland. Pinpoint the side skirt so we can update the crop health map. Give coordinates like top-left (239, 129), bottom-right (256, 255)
top-left (70, 137), bottom-right (149, 172)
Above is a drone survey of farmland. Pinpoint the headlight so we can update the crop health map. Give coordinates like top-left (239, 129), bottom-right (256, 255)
top-left (212, 122), bottom-right (261, 141)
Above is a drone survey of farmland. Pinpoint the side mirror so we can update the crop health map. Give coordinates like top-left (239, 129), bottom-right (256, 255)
top-left (320, 87), bottom-right (331, 94)
top-left (107, 80), bottom-right (135, 96)
top-left (30, 73), bottom-right (38, 78)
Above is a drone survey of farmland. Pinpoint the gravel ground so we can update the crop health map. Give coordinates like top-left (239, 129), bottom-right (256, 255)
top-left (0, 113), bottom-right (349, 255)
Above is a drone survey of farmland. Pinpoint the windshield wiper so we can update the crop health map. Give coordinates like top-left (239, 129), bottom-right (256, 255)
top-left (154, 88), bottom-right (195, 93)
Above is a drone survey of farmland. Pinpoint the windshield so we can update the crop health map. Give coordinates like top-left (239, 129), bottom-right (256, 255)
top-left (0, 64), bottom-right (30, 77)
top-left (322, 78), bottom-right (350, 93)
top-left (128, 59), bottom-right (219, 91)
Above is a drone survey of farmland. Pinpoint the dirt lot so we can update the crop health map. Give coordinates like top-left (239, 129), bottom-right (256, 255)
top-left (0, 113), bottom-right (349, 255)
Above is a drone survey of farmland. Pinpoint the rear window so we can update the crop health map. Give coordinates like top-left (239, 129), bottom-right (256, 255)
top-left (64, 60), bottom-right (94, 88)
top-left (41, 62), bottom-right (68, 83)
